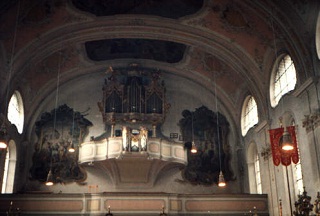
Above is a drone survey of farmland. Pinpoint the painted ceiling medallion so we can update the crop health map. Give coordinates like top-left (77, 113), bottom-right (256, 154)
top-left (72, 0), bottom-right (204, 19)
top-left (85, 38), bottom-right (187, 63)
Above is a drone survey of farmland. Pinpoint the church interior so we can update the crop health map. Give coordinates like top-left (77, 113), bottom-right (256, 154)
top-left (0, 0), bottom-right (320, 215)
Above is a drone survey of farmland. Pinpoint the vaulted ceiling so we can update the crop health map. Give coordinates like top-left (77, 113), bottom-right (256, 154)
top-left (0, 0), bottom-right (318, 138)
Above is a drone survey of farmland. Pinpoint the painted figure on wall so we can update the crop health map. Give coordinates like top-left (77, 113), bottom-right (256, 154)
top-left (30, 104), bottom-right (92, 184)
top-left (178, 106), bottom-right (234, 185)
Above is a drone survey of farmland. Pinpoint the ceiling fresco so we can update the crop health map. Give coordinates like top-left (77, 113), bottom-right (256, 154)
top-left (85, 39), bottom-right (187, 63)
top-left (71, 0), bottom-right (204, 19)
top-left (0, 0), bottom-right (314, 142)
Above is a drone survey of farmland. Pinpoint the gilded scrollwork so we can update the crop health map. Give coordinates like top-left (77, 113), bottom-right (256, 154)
top-left (98, 64), bottom-right (170, 128)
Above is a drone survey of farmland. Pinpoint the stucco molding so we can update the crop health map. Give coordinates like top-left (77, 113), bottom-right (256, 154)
top-left (302, 110), bottom-right (320, 133)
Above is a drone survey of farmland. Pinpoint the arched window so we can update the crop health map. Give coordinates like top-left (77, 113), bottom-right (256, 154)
top-left (283, 158), bottom-right (304, 207)
top-left (241, 96), bottom-right (258, 136)
top-left (247, 142), bottom-right (262, 194)
top-left (270, 54), bottom-right (297, 107)
top-left (1, 140), bottom-right (16, 193)
top-left (254, 153), bottom-right (262, 194)
top-left (316, 11), bottom-right (320, 60)
top-left (293, 160), bottom-right (303, 195)
top-left (288, 134), bottom-right (303, 197)
top-left (7, 91), bottom-right (24, 134)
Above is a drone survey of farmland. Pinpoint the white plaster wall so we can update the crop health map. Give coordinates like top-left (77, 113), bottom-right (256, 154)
top-left (243, 82), bottom-right (320, 216)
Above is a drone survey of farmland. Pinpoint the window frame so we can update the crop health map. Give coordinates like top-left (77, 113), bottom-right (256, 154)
top-left (241, 95), bottom-right (259, 136)
top-left (316, 11), bottom-right (320, 60)
top-left (7, 90), bottom-right (24, 134)
top-left (1, 140), bottom-right (16, 194)
top-left (270, 54), bottom-right (297, 108)
top-left (254, 153), bottom-right (262, 194)
top-left (247, 142), bottom-right (262, 194)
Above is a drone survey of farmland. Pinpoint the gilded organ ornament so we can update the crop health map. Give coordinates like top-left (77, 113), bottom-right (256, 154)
top-left (98, 63), bottom-right (170, 135)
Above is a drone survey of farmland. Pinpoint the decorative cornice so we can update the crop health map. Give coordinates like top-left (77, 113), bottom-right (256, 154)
top-left (254, 120), bottom-right (269, 133)
top-left (261, 145), bottom-right (271, 161)
top-left (292, 76), bottom-right (318, 97)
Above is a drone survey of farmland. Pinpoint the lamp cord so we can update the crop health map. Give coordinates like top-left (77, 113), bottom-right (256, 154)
top-left (53, 54), bottom-right (61, 132)
top-left (191, 113), bottom-right (194, 143)
top-left (53, 81), bottom-right (59, 132)
top-left (50, 48), bottom-right (62, 168)
top-left (71, 110), bottom-right (75, 142)
top-left (215, 74), bottom-right (222, 172)
top-left (271, 10), bottom-right (285, 127)
top-left (271, 13), bottom-right (278, 66)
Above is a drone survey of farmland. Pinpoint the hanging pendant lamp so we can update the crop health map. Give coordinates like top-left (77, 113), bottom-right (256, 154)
top-left (190, 113), bottom-right (197, 154)
top-left (218, 170), bottom-right (226, 187)
top-left (190, 141), bottom-right (197, 154)
top-left (215, 74), bottom-right (226, 187)
top-left (45, 169), bottom-right (54, 186)
top-left (280, 128), bottom-right (294, 151)
top-left (45, 44), bottom-right (62, 186)
top-left (68, 111), bottom-right (75, 153)
top-left (0, 128), bottom-right (7, 149)
top-left (68, 141), bottom-right (75, 153)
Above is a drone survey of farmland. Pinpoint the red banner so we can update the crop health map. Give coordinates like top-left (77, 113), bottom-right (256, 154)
top-left (268, 126), bottom-right (299, 166)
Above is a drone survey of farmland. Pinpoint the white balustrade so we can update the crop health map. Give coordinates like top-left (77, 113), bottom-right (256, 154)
top-left (78, 137), bottom-right (187, 165)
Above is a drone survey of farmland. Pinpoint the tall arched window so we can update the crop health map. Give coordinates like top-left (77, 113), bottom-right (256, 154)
top-left (254, 153), bottom-right (262, 194)
top-left (247, 142), bottom-right (262, 194)
top-left (288, 131), bottom-right (303, 197)
top-left (292, 160), bottom-right (303, 195)
top-left (270, 54), bottom-right (297, 107)
top-left (1, 140), bottom-right (16, 194)
top-left (283, 158), bottom-right (304, 207)
top-left (316, 11), bottom-right (320, 60)
top-left (7, 91), bottom-right (24, 134)
top-left (241, 96), bottom-right (258, 136)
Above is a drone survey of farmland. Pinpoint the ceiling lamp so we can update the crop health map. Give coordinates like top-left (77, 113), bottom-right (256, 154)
top-left (280, 128), bottom-right (294, 151)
